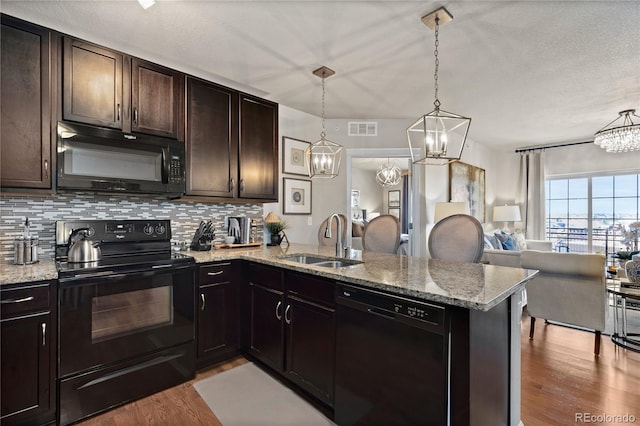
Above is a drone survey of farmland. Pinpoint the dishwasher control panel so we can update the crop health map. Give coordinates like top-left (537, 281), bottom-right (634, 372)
top-left (337, 284), bottom-right (445, 330)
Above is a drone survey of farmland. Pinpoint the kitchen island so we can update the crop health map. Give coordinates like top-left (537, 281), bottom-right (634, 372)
top-left (1, 243), bottom-right (536, 425)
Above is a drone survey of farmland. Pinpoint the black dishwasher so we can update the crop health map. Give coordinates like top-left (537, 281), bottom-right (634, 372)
top-left (335, 283), bottom-right (449, 425)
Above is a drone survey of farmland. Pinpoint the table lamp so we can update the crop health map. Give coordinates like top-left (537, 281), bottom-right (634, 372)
top-left (493, 205), bottom-right (521, 231)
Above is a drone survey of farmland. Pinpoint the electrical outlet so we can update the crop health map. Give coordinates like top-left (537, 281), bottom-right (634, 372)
top-left (307, 217), bottom-right (313, 226)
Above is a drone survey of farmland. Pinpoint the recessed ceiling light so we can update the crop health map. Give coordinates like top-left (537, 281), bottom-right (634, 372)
top-left (138, 0), bottom-right (155, 10)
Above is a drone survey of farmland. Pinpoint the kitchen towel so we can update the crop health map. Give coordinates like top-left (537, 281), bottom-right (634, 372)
top-left (193, 362), bottom-right (335, 426)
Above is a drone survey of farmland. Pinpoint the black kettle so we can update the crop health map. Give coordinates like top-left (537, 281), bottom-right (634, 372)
top-left (67, 228), bottom-right (102, 263)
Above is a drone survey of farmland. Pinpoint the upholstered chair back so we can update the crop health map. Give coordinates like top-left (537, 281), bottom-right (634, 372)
top-left (428, 214), bottom-right (484, 263)
top-left (520, 251), bottom-right (607, 332)
top-left (362, 215), bottom-right (401, 254)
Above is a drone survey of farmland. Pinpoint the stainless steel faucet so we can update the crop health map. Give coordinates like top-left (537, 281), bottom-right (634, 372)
top-left (325, 213), bottom-right (345, 257)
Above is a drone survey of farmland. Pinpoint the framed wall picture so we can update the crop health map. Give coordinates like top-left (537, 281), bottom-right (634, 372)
top-left (283, 178), bottom-right (312, 214)
top-left (388, 207), bottom-right (400, 218)
top-left (351, 189), bottom-right (360, 208)
top-left (282, 136), bottom-right (310, 176)
top-left (449, 161), bottom-right (486, 223)
top-left (388, 190), bottom-right (400, 207)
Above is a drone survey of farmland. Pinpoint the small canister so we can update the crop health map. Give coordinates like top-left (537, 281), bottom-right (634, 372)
top-left (23, 237), bottom-right (32, 264)
top-left (14, 236), bottom-right (25, 265)
top-left (30, 235), bottom-right (39, 263)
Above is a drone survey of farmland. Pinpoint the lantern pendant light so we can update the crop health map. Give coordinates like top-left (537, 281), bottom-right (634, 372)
top-left (407, 7), bottom-right (471, 165)
top-left (305, 66), bottom-right (343, 178)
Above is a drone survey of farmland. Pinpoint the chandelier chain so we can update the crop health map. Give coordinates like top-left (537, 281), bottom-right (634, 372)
top-left (433, 16), bottom-right (440, 110)
top-left (321, 73), bottom-right (326, 139)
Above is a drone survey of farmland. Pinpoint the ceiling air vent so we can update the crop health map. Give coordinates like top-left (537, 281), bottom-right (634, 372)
top-left (348, 121), bottom-right (378, 136)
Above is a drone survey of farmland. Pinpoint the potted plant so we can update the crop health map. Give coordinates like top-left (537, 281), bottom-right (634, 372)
top-left (265, 220), bottom-right (287, 246)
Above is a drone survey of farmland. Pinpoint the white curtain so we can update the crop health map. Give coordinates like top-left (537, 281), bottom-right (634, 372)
top-left (517, 150), bottom-right (546, 240)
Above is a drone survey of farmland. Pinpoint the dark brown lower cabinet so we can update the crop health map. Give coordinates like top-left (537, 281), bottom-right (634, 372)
top-left (246, 264), bottom-right (336, 407)
top-left (0, 281), bottom-right (56, 426)
top-left (197, 262), bottom-right (240, 368)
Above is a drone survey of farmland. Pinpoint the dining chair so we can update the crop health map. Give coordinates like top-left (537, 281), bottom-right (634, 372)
top-left (318, 214), bottom-right (347, 246)
top-left (362, 214), bottom-right (401, 254)
top-left (428, 214), bottom-right (484, 263)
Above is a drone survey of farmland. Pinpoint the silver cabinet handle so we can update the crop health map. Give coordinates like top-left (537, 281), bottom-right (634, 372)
top-left (284, 304), bottom-right (291, 325)
top-left (42, 322), bottom-right (46, 346)
top-left (44, 160), bottom-right (49, 179)
top-left (1, 296), bottom-right (34, 304)
top-left (201, 293), bottom-right (205, 311)
top-left (207, 271), bottom-right (224, 276)
top-left (240, 179), bottom-right (245, 191)
top-left (275, 300), bottom-right (282, 320)
top-left (133, 107), bottom-right (138, 125)
top-left (229, 178), bottom-right (235, 192)
top-left (117, 103), bottom-right (121, 121)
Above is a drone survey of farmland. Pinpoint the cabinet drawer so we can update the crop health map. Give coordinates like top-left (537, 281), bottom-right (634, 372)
top-left (286, 272), bottom-right (335, 307)
top-left (199, 262), bottom-right (234, 285)
top-left (1, 283), bottom-right (50, 319)
top-left (247, 263), bottom-right (283, 291)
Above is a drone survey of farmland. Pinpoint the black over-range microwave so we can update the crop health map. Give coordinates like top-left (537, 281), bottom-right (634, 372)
top-left (56, 121), bottom-right (185, 197)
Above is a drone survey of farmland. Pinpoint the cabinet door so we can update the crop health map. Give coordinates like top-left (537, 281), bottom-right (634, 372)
top-left (186, 77), bottom-right (238, 197)
top-left (249, 283), bottom-right (284, 372)
top-left (285, 295), bottom-right (336, 405)
top-left (1, 313), bottom-right (52, 424)
top-left (0, 17), bottom-right (51, 189)
top-left (238, 94), bottom-right (278, 200)
top-left (131, 58), bottom-right (183, 139)
top-left (63, 37), bottom-right (127, 130)
top-left (198, 282), bottom-right (238, 362)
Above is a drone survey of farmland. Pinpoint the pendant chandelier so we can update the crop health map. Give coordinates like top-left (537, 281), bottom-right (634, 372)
top-left (407, 7), bottom-right (471, 165)
top-left (305, 66), bottom-right (342, 178)
top-left (594, 109), bottom-right (640, 153)
top-left (376, 159), bottom-right (402, 187)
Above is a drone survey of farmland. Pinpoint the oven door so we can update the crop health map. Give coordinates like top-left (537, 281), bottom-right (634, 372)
top-left (58, 264), bottom-right (195, 377)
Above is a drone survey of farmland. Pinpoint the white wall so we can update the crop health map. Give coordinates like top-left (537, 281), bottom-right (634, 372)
top-left (351, 168), bottom-right (384, 216)
top-left (272, 112), bottom-right (525, 246)
top-left (545, 142), bottom-right (640, 177)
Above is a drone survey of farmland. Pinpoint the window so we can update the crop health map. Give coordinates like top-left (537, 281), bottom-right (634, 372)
top-left (545, 173), bottom-right (640, 260)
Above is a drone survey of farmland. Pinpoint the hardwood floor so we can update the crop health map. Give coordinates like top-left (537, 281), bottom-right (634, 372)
top-left (78, 315), bottom-right (640, 425)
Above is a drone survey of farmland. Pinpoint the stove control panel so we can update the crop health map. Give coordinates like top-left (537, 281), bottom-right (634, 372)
top-left (56, 220), bottom-right (172, 245)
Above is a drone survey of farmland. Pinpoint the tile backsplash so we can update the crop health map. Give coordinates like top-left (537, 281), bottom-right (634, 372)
top-left (0, 192), bottom-right (264, 263)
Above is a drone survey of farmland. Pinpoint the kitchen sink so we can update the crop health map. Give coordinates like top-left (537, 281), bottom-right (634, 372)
top-left (279, 254), bottom-right (363, 268)
top-left (279, 255), bottom-right (328, 264)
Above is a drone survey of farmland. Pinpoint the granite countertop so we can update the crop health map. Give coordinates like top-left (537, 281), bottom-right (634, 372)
top-left (0, 244), bottom-right (538, 311)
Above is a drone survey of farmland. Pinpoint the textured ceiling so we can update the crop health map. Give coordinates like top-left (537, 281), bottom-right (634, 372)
top-left (2, 0), bottom-right (639, 151)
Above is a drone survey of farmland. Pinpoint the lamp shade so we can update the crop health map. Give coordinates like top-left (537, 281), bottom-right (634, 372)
top-left (434, 202), bottom-right (469, 223)
top-left (493, 205), bottom-right (521, 222)
top-left (264, 212), bottom-right (281, 223)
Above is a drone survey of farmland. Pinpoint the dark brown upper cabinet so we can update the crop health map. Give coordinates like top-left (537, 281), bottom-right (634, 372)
top-left (63, 37), bottom-right (184, 139)
top-left (238, 94), bottom-right (278, 200)
top-left (186, 77), bottom-right (238, 197)
top-left (186, 78), bottom-right (278, 201)
top-left (63, 37), bottom-right (126, 131)
top-left (0, 16), bottom-right (52, 189)
top-left (131, 58), bottom-right (184, 139)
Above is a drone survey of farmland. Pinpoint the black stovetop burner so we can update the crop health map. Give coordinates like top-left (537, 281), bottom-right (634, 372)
top-left (55, 219), bottom-right (194, 278)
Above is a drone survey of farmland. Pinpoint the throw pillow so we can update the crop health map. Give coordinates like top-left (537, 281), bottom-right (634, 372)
top-left (496, 231), bottom-right (518, 250)
top-left (484, 233), bottom-right (502, 250)
top-left (512, 232), bottom-right (527, 251)
top-left (352, 222), bottom-right (364, 237)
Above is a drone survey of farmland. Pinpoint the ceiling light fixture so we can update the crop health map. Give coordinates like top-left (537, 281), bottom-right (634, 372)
top-left (376, 159), bottom-right (402, 187)
top-left (594, 109), bottom-right (640, 153)
top-left (407, 7), bottom-right (471, 165)
top-left (138, 0), bottom-right (155, 10)
top-left (305, 66), bottom-right (342, 178)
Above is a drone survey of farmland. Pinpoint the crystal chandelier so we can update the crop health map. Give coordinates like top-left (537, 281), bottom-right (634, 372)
top-left (407, 7), bottom-right (471, 165)
top-left (305, 66), bottom-right (342, 178)
top-left (376, 159), bottom-right (402, 187)
top-left (594, 109), bottom-right (640, 153)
